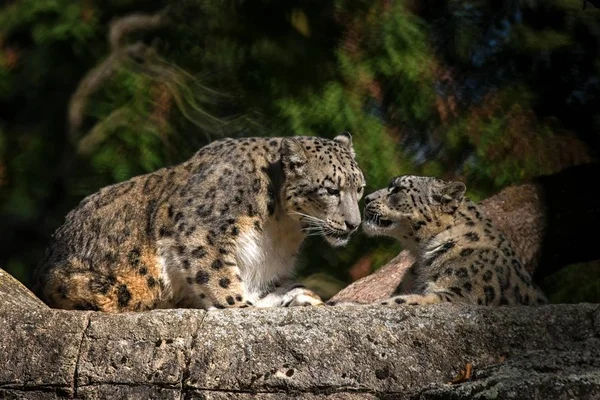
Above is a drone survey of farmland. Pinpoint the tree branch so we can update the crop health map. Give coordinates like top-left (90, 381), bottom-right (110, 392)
top-left (108, 12), bottom-right (168, 52)
top-left (67, 11), bottom-right (167, 145)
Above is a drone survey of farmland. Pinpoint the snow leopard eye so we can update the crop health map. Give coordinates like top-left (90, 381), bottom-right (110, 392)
top-left (326, 187), bottom-right (340, 196)
top-left (389, 186), bottom-right (406, 195)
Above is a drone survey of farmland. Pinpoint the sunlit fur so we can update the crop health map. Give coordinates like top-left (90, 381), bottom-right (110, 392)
top-left (281, 134), bottom-right (365, 247)
top-left (362, 175), bottom-right (547, 306)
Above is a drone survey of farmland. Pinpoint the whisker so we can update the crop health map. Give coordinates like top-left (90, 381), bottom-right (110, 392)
top-left (288, 211), bottom-right (327, 224)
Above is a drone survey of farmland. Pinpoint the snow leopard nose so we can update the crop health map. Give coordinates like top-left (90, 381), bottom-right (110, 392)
top-left (364, 193), bottom-right (375, 205)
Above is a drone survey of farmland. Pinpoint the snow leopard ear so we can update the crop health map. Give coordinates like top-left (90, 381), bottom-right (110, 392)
top-left (439, 181), bottom-right (466, 214)
top-left (333, 131), bottom-right (355, 158)
top-left (281, 137), bottom-right (308, 173)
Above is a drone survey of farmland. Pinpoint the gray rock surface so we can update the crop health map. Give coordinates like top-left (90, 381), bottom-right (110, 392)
top-left (1, 268), bottom-right (599, 399)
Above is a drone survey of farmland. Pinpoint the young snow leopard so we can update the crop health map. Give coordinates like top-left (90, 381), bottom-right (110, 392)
top-left (362, 175), bottom-right (547, 306)
top-left (34, 133), bottom-right (365, 312)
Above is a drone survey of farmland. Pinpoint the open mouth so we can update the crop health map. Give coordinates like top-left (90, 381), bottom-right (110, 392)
top-left (364, 210), bottom-right (394, 228)
top-left (375, 219), bottom-right (393, 227)
top-left (326, 230), bottom-right (351, 240)
top-left (298, 219), bottom-right (352, 243)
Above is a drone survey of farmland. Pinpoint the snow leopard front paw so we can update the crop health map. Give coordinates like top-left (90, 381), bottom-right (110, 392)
top-left (283, 287), bottom-right (325, 307)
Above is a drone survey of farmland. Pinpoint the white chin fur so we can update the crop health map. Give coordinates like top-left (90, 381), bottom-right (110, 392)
top-left (325, 236), bottom-right (350, 247)
top-left (361, 220), bottom-right (394, 236)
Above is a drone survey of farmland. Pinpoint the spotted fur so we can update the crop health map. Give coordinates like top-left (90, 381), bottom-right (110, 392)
top-left (33, 134), bottom-right (365, 312)
top-left (362, 175), bottom-right (547, 306)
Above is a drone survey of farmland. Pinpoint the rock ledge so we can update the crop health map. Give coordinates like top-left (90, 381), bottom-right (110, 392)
top-left (1, 269), bottom-right (599, 399)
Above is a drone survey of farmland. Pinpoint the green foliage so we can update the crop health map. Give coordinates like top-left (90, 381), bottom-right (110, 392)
top-left (542, 261), bottom-right (600, 304)
top-left (511, 27), bottom-right (573, 53)
top-left (369, 6), bottom-right (437, 126)
top-left (1, 0), bottom-right (599, 303)
top-left (277, 82), bottom-right (407, 191)
top-left (0, 0), bottom-right (97, 45)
